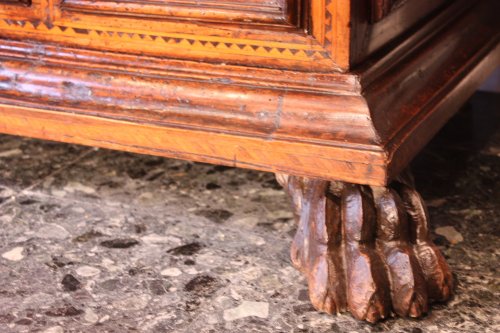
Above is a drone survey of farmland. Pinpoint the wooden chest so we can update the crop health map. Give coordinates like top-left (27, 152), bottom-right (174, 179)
top-left (0, 0), bottom-right (498, 322)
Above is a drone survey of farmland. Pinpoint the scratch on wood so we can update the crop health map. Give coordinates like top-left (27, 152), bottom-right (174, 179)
top-left (268, 94), bottom-right (285, 140)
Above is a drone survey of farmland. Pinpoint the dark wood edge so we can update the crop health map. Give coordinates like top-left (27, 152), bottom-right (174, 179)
top-left (356, 0), bottom-right (473, 87)
top-left (386, 42), bottom-right (500, 182)
top-left (1, 0), bottom-right (31, 6)
top-left (350, 0), bottom-right (454, 68)
top-left (367, 0), bottom-right (500, 182)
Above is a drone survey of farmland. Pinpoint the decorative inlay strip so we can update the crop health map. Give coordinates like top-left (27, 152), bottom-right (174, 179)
top-left (324, 0), bottom-right (334, 51)
top-left (0, 19), bottom-right (331, 62)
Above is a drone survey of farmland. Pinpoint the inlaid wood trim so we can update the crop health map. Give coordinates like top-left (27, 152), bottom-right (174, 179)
top-left (0, 1), bottom-right (460, 71)
top-left (0, 104), bottom-right (389, 186)
top-left (309, 0), bottom-right (350, 70)
top-left (0, 17), bottom-right (335, 70)
top-left (0, 0), bottom-right (349, 70)
top-left (1, 0), bottom-right (496, 186)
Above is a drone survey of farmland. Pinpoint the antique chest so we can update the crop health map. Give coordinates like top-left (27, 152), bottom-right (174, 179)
top-left (0, 0), bottom-right (498, 322)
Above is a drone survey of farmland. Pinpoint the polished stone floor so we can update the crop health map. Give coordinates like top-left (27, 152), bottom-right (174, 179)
top-left (0, 92), bottom-right (498, 333)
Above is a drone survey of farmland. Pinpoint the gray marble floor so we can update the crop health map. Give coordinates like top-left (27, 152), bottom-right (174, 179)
top-left (0, 92), bottom-right (498, 333)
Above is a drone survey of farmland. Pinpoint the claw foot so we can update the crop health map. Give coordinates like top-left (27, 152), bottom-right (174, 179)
top-left (277, 172), bottom-right (453, 322)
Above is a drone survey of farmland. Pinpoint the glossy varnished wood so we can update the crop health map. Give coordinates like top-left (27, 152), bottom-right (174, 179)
top-left (0, 0), bottom-right (335, 71)
top-left (0, 0), bottom-right (497, 186)
top-left (0, 0), bottom-right (462, 71)
top-left (0, 0), bottom-right (498, 323)
top-left (277, 172), bottom-right (453, 322)
top-left (61, 0), bottom-right (297, 25)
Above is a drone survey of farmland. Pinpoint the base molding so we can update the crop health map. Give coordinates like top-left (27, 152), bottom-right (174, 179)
top-left (0, 0), bottom-right (498, 186)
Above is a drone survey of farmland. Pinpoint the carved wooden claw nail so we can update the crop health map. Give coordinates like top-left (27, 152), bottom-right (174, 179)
top-left (277, 172), bottom-right (453, 323)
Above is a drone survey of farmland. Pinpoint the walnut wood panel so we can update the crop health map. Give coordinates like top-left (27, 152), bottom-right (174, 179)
top-left (0, 104), bottom-right (388, 185)
top-left (0, 0), bottom-right (498, 186)
top-left (0, 0), bottom-right (460, 71)
top-left (0, 0), bottom-right (334, 70)
top-left (306, 0), bottom-right (456, 69)
top-left (360, 0), bottom-right (500, 179)
top-left (0, 0), bottom-right (335, 71)
top-left (348, 0), bottom-right (453, 67)
top-left (370, 0), bottom-right (406, 22)
top-left (61, 0), bottom-right (295, 25)
top-left (0, 1), bottom-right (498, 322)
top-left (0, 0), bottom-right (498, 188)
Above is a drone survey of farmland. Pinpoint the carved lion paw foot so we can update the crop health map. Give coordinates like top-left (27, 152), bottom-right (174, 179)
top-left (277, 173), bottom-right (453, 322)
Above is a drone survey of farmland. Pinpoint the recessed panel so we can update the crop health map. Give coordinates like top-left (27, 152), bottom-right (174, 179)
top-left (0, 0), bottom-right (31, 5)
top-left (0, 0), bottom-right (38, 20)
top-left (61, 0), bottom-right (295, 25)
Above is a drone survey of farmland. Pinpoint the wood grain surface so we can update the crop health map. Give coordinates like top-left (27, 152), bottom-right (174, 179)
top-left (0, 0), bottom-right (497, 186)
top-left (0, 0), bottom-right (498, 323)
top-left (277, 172), bottom-right (453, 322)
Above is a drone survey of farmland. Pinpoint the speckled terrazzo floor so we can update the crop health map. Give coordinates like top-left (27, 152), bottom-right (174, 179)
top-left (0, 92), bottom-right (498, 333)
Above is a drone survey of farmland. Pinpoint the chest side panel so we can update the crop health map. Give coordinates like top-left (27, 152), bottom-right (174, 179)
top-left (350, 0), bottom-right (455, 66)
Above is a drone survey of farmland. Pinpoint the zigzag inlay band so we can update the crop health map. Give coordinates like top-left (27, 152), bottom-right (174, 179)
top-left (0, 19), bottom-right (331, 61)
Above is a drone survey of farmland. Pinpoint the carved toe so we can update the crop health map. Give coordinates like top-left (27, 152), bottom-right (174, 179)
top-left (397, 184), bottom-right (454, 302)
top-left (373, 187), bottom-right (429, 317)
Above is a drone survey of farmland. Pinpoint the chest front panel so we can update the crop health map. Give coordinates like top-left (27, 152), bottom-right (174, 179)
top-left (0, 0), bottom-right (337, 70)
top-left (0, 0), bottom-right (455, 71)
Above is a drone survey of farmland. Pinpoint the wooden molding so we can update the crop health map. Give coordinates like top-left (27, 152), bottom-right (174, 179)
top-left (0, 0), bottom-right (497, 325)
top-left (0, 0), bottom-right (341, 70)
top-left (0, 0), bottom-right (498, 186)
top-left (0, 0), bottom-right (451, 71)
top-left (60, 0), bottom-right (294, 25)
top-left (0, 17), bottom-right (335, 71)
